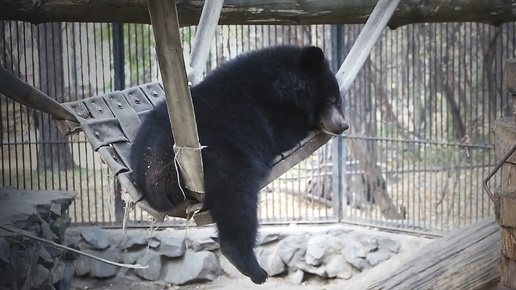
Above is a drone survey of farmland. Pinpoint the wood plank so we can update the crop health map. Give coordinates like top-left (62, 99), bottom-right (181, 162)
top-left (333, 217), bottom-right (501, 290)
top-left (1, 0), bottom-right (516, 27)
top-left (147, 0), bottom-right (205, 196)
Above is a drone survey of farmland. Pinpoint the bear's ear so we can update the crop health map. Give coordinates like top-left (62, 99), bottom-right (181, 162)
top-left (298, 46), bottom-right (325, 72)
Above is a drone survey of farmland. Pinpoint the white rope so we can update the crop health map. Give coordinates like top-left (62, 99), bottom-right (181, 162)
top-left (0, 225), bottom-right (148, 270)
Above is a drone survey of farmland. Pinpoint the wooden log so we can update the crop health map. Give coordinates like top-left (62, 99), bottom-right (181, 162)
top-left (1, 0), bottom-right (516, 27)
top-left (147, 0), bottom-right (205, 196)
top-left (334, 217), bottom-right (500, 290)
top-left (491, 58), bottom-right (516, 289)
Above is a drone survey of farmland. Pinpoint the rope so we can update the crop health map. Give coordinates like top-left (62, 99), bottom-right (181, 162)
top-left (0, 225), bottom-right (148, 270)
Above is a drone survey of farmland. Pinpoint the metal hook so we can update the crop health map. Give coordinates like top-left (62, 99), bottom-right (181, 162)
top-left (483, 142), bottom-right (516, 209)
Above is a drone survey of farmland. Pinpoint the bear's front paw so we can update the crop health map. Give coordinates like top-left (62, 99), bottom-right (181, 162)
top-left (250, 267), bottom-right (268, 284)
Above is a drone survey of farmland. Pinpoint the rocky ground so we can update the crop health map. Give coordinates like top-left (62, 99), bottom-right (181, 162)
top-left (66, 224), bottom-right (432, 290)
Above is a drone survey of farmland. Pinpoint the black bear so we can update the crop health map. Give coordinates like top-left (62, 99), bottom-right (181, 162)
top-left (130, 46), bottom-right (348, 284)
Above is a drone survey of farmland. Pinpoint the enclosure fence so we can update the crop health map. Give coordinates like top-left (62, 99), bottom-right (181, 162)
top-left (1, 21), bottom-right (514, 235)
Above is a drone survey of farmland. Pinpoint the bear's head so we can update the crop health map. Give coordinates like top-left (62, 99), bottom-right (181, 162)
top-left (298, 46), bottom-right (349, 135)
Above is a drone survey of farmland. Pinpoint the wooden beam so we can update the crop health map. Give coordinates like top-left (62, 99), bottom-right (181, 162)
top-left (147, 0), bottom-right (205, 197)
top-left (333, 217), bottom-right (501, 290)
top-left (187, 0), bottom-right (224, 85)
top-left (1, 0), bottom-right (516, 27)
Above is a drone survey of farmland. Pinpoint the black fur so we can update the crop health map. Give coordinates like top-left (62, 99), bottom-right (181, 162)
top-left (130, 46), bottom-right (348, 284)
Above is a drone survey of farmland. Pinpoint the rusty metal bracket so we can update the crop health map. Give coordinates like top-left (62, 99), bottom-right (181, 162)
top-left (483, 142), bottom-right (516, 210)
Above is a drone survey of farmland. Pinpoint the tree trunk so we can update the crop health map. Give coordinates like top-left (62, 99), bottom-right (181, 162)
top-left (1, 0), bottom-right (516, 27)
top-left (35, 22), bottom-right (75, 172)
top-left (335, 216), bottom-right (500, 290)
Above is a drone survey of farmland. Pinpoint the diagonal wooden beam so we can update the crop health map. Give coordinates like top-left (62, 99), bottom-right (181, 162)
top-left (263, 0), bottom-right (401, 187)
top-left (147, 0), bottom-right (205, 199)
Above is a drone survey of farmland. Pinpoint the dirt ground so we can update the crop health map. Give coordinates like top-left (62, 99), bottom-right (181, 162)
top-left (71, 275), bottom-right (346, 290)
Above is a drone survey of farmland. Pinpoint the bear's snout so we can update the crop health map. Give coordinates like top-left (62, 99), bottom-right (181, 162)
top-left (318, 104), bottom-right (349, 136)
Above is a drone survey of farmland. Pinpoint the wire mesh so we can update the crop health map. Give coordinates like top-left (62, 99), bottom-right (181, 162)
top-left (0, 21), bottom-right (514, 234)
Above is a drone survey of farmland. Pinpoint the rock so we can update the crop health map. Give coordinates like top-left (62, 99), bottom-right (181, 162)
top-left (50, 203), bottom-right (62, 216)
top-left (52, 261), bottom-right (66, 283)
top-left (50, 214), bottom-right (71, 239)
top-left (277, 235), bottom-right (307, 268)
top-left (290, 269), bottom-right (305, 284)
top-left (33, 264), bottom-right (50, 288)
top-left (342, 241), bottom-right (370, 271)
top-left (177, 228), bottom-right (219, 252)
top-left (90, 250), bottom-right (120, 278)
top-left (160, 236), bottom-right (186, 258)
top-left (366, 249), bottom-right (392, 266)
top-left (378, 237), bottom-right (400, 253)
top-left (81, 227), bottom-right (110, 250)
top-left (256, 244), bottom-right (286, 276)
top-left (149, 238), bottom-right (161, 249)
top-left (163, 250), bottom-right (221, 285)
top-left (74, 255), bottom-right (91, 276)
top-left (256, 232), bottom-right (280, 246)
top-left (355, 234), bottom-right (378, 253)
top-left (124, 232), bottom-right (148, 249)
top-left (55, 262), bottom-right (75, 290)
top-left (40, 220), bottom-right (57, 241)
top-left (122, 250), bottom-right (145, 265)
top-left (44, 244), bottom-right (64, 258)
top-left (38, 246), bottom-right (55, 269)
top-left (134, 252), bottom-right (162, 281)
top-left (326, 254), bottom-right (356, 279)
top-left (0, 238), bottom-right (10, 263)
top-left (305, 235), bottom-right (340, 267)
top-left (217, 252), bottom-right (245, 279)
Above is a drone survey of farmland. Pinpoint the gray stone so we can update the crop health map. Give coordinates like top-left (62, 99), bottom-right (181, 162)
top-left (305, 235), bottom-right (340, 267)
top-left (33, 264), bottom-right (50, 288)
top-left (149, 238), bottom-right (161, 249)
top-left (378, 237), bottom-right (400, 253)
top-left (55, 263), bottom-right (75, 290)
top-left (50, 203), bottom-right (62, 216)
top-left (51, 213), bottom-right (71, 239)
top-left (296, 262), bottom-right (327, 278)
top-left (81, 227), bottom-right (110, 250)
top-left (160, 236), bottom-right (186, 258)
top-left (186, 236), bottom-right (218, 252)
top-left (355, 234), bottom-right (378, 253)
top-left (163, 250), bottom-right (221, 285)
top-left (342, 241), bottom-right (370, 271)
top-left (38, 246), bottom-right (55, 268)
top-left (74, 255), bottom-right (91, 276)
top-left (40, 220), bottom-right (57, 241)
top-left (256, 232), bottom-right (280, 246)
top-left (0, 238), bottom-right (9, 263)
top-left (124, 232), bottom-right (148, 249)
top-left (277, 235), bottom-right (307, 268)
top-left (290, 269), bottom-right (304, 284)
top-left (326, 254), bottom-right (356, 279)
top-left (217, 251), bottom-right (245, 279)
top-left (134, 252), bottom-right (162, 281)
top-left (90, 250), bottom-right (120, 278)
top-left (122, 250), bottom-right (145, 265)
top-left (52, 261), bottom-right (66, 283)
top-left (256, 245), bottom-right (286, 276)
top-left (366, 249), bottom-right (392, 266)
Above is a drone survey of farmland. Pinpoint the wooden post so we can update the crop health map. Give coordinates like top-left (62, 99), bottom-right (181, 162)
top-left (147, 0), bottom-right (205, 200)
top-left (491, 58), bottom-right (516, 289)
top-left (188, 0), bottom-right (224, 85)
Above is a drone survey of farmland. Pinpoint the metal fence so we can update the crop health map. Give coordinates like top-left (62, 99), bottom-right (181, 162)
top-left (1, 21), bottom-right (514, 235)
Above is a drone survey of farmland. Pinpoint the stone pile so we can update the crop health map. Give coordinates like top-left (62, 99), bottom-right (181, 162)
top-left (68, 224), bottom-right (430, 285)
top-left (0, 186), bottom-right (78, 290)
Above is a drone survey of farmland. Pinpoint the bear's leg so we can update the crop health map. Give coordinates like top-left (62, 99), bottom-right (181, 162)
top-left (207, 186), bottom-right (268, 284)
